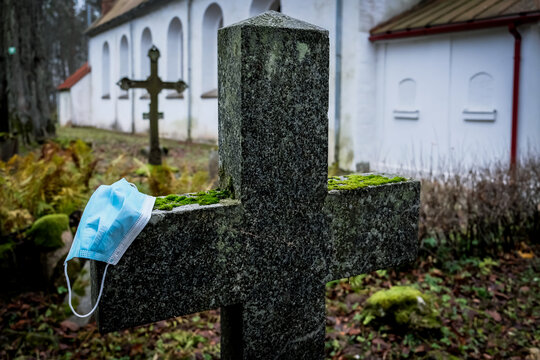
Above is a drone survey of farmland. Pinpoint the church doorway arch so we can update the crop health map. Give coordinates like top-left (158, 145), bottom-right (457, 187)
top-left (102, 42), bottom-right (110, 98)
top-left (140, 28), bottom-right (153, 79)
top-left (119, 36), bottom-right (129, 98)
top-left (167, 17), bottom-right (183, 96)
top-left (201, 3), bottom-right (223, 96)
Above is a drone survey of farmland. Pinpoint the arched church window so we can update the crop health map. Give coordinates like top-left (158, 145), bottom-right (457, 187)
top-left (463, 72), bottom-right (496, 121)
top-left (393, 78), bottom-right (418, 120)
top-left (102, 42), bottom-right (110, 99)
top-left (249, 0), bottom-right (281, 16)
top-left (141, 28), bottom-right (153, 79)
top-left (119, 35), bottom-right (129, 99)
top-left (201, 3), bottom-right (223, 98)
top-left (140, 28), bottom-right (153, 99)
top-left (167, 17), bottom-right (183, 99)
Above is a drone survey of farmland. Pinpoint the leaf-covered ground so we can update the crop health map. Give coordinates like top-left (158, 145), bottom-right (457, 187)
top-left (325, 246), bottom-right (539, 359)
top-left (1, 246), bottom-right (538, 359)
top-left (2, 128), bottom-right (538, 359)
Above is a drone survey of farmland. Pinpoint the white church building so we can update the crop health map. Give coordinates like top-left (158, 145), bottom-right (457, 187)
top-left (57, 0), bottom-right (540, 172)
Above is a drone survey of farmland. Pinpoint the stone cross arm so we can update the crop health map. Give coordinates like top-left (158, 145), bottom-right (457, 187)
top-left (91, 179), bottom-right (419, 333)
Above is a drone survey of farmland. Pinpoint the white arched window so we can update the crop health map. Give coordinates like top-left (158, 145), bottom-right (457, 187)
top-left (463, 72), bottom-right (496, 121)
top-left (468, 72), bottom-right (493, 110)
top-left (167, 17), bottom-right (183, 98)
top-left (119, 35), bottom-right (129, 98)
top-left (201, 3), bottom-right (223, 97)
top-left (140, 28), bottom-right (153, 79)
top-left (249, 0), bottom-right (281, 16)
top-left (398, 78), bottom-right (416, 110)
top-left (102, 42), bottom-right (110, 98)
top-left (393, 78), bottom-right (419, 120)
top-left (140, 28), bottom-right (152, 99)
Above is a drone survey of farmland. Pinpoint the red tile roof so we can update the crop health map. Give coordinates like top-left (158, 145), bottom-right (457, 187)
top-left (57, 62), bottom-right (91, 91)
top-left (371, 0), bottom-right (540, 39)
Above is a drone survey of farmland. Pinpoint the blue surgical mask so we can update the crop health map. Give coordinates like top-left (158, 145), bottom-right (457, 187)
top-left (64, 178), bottom-right (155, 318)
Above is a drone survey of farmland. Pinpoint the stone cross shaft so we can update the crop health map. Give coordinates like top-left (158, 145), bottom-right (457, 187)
top-left (93, 12), bottom-right (420, 359)
top-left (117, 45), bottom-right (187, 165)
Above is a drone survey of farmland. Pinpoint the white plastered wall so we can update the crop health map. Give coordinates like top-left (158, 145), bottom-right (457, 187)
top-left (57, 72), bottom-right (91, 127)
top-left (87, 0), bottom-right (263, 142)
top-left (372, 27), bottom-right (537, 173)
top-left (85, 0), bottom-right (422, 166)
top-left (70, 74), bottom-right (92, 126)
top-left (58, 91), bottom-right (72, 126)
top-left (283, 0), bottom-right (420, 169)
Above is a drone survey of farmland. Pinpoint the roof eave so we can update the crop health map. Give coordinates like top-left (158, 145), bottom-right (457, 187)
top-left (85, 0), bottom-right (172, 37)
top-left (369, 13), bottom-right (540, 42)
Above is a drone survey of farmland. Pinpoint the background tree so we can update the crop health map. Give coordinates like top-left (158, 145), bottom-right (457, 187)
top-left (1, 0), bottom-right (53, 146)
top-left (0, 0), bottom-right (100, 157)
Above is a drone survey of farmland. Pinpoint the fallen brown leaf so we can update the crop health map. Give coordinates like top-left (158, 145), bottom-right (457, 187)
top-left (60, 320), bottom-right (80, 332)
top-left (486, 310), bottom-right (501, 322)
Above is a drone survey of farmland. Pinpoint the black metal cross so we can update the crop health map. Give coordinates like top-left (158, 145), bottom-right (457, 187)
top-left (117, 45), bottom-right (187, 165)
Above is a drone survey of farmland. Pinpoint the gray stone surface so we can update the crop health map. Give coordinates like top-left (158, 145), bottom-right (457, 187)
top-left (92, 11), bottom-right (420, 360)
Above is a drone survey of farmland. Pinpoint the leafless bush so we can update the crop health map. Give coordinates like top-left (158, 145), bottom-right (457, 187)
top-left (419, 156), bottom-right (540, 257)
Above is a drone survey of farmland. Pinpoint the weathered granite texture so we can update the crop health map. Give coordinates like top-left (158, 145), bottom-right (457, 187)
top-left (325, 179), bottom-right (420, 282)
top-left (91, 11), bottom-right (420, 360)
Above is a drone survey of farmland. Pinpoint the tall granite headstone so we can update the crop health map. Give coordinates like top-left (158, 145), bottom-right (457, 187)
top-left (91, 11), bottom-right (420, 360)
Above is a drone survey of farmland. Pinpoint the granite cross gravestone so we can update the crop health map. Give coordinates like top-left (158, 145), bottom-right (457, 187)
top-left (117, 46), bottom-right (188, 165)
top-left (92, 12), bottom-right (420, 359)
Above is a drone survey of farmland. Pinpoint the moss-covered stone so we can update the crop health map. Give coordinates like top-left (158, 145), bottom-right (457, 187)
top-left (154, 175), bottom-right (406, 211)
top-left (328, 174), bottom-right (407, 191)
top-left (360, 286), bottom-right (440, 330)
top-left (29, 214), bottom-right (70, 249)
top-left (153, 189), bottom-right (231, 210)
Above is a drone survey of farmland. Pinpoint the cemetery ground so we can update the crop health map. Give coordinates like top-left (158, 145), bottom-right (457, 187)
top-left (0, 127), bottom-right (539, 359)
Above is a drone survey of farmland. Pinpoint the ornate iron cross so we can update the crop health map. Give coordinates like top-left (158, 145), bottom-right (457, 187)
top-left (117, 46), bottom-right (188, 165)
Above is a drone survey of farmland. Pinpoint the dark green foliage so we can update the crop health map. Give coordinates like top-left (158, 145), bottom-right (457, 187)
top-left (0, 140), bottom-right (96, 237)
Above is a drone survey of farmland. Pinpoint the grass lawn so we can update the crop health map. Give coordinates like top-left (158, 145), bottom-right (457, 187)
top-left (55, 126), bottom-right (217, 195)
top-left (0, 127), bottom-right (538, 359)
top-left (56, 126), bottom-right (215, 176)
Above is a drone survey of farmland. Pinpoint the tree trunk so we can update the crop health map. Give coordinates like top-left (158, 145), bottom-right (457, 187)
top-left (1, 0), bottom-right (54, 148)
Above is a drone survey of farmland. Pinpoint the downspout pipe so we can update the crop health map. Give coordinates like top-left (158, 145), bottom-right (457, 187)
top-left (187, 0), bottom-right (193, 142)
top-left (333, 0), bottom-right (343, 167)
top-left (509, 23), bottom-right (521, 167)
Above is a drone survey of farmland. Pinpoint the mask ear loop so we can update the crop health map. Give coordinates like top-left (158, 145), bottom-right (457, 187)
top-left (64, 261), bottom-right (110, 318)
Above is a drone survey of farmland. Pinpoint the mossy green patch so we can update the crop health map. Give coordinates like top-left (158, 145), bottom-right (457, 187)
top-left (328, 174), bottom-right (406, 191)
top-left (154, 189), bottom-right (231, 211)
top-left (360, 286), bottom-right (441, 330)
top-left (28, 214), bottom-right (70, 249)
